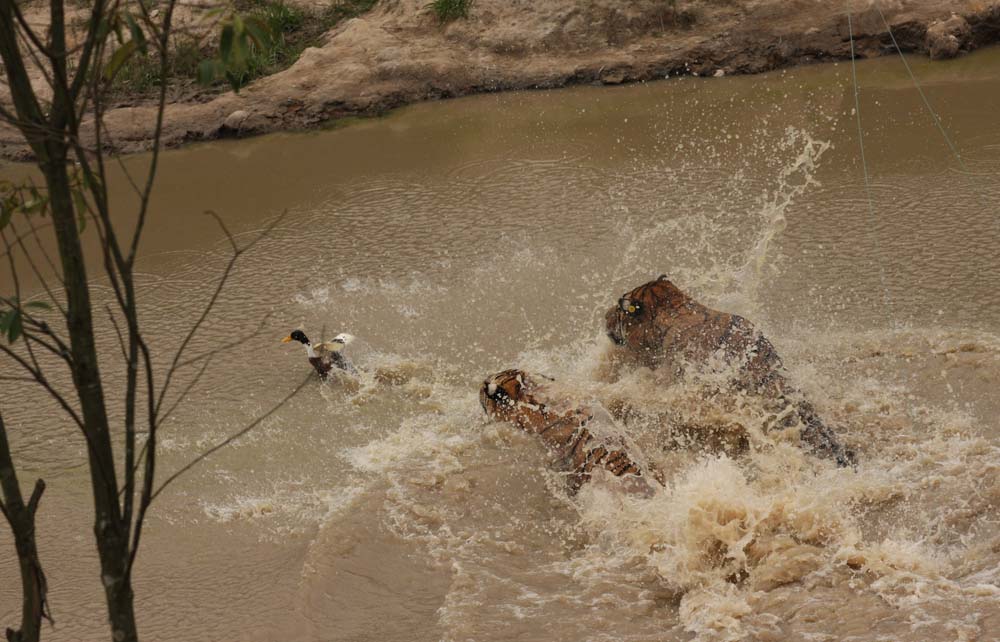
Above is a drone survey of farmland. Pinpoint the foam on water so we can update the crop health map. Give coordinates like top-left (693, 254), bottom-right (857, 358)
top-left (272, 125), bottom-right (1000, 641)
top-left (6, 52), bottom-right (1000, 642)
top-left (191, 120), bottom-right (1000, 641)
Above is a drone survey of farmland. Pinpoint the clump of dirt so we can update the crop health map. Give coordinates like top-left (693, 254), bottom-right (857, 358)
top-left (1, 0), bottom-right (999, 160)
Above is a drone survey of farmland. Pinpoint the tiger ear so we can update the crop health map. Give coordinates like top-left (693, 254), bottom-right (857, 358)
top-left (657, 274), bottom-right (669, 281)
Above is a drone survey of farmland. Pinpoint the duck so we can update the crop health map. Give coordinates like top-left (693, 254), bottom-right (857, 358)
top-left (282, 330), bottom-right (357, 379)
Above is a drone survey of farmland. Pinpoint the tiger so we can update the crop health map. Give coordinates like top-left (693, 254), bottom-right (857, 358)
top-left (479, 369), bottom-right (659, 494)
top-left (604, 275), bottom-right (856, 467)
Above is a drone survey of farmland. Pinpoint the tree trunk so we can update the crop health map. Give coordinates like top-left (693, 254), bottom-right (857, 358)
top-left (0, 3), bottom-right (140, 640)
top-left (42, 147), bottom-right (139, 642)
top-left (0, 414), bottom-right (47, 642)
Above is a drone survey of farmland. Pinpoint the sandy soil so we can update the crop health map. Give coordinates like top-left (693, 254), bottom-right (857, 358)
top-left (2, 0), bottom-right (999, 160)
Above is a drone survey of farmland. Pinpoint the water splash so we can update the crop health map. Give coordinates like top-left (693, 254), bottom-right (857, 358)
top-left (729, 128), bottom-right (832, 313)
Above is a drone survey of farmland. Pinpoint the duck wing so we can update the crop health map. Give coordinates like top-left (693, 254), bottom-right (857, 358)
top-left (315, 333), bottom-right (355, 353)
top-left (314, 335), bottom-right (358, 375)
top-left (313, 341), bottom-right (346, 355)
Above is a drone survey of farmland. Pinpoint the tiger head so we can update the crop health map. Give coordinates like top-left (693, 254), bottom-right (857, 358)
top-left (480, 369), bottom-right (544, 423)
top-left (605, 275), bottom-right (689, 350)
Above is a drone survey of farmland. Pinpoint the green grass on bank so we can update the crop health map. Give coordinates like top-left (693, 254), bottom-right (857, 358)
top-left (430, 0), bottom-right (471, 23)
top-left (111, 0), bottom-right (380, 97)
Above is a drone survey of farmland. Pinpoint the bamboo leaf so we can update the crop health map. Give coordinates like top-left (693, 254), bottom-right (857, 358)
top-left (224, 70), bottom-right (241, 93)
top-left (219, 23), bottom-right (235, 64)
top-left (104, 39), bottom-right (138, 81)
top-left (198, 58), bottom-right (223, 85)
top-left (112, 13), bottom-right (125, 45)
top-left (6, 310), bottom-right (21, 343)
top-left (197, 59), bottom-right (217, 85)
top-left (80, 168), bottom-right (103, 194)
top-left (96, 15), bottom-right (113, 42)
top-left (0, 205), bottom-right (11, 230)
top-left (125, 13), bottom-right (148, 56)
top-left (25, 302), bottom-right (51, 311)
top-left (232, 33), bottom-right (249, 69)
top-left (232, 13), bottom-right (245, 38)
top-left (18, 195), bottom-right (48, 215)
top-left (243, 16), bottom-right (271, 50)
top-left (72, 188), bottom-right (89, 231)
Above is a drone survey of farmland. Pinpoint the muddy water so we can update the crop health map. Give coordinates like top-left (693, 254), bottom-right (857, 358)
top-left (2, 47), bottom-right (1000, 642)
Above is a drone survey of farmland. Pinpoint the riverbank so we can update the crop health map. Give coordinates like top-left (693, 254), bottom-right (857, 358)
top-left (1, 0), bottom-right (999, 160)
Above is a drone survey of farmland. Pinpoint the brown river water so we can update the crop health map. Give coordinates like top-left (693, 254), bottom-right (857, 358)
top-left (2, 47), bottom-right (1000, 642)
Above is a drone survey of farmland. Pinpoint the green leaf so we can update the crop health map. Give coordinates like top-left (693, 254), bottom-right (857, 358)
top-left (243, 16), bottom-right (271, 50)
top-left (112, 13), bottom-right (125, 45)
top-left (25, 301), bottom-right (51, 311)
top-left (197, 59), bottom-right (226, 85)
top-left (105, 39), bottom-right (138, 81)
top-left (231, 32), bottom-right (249, 70)
top-left (232, 13), bottom-right (245, 38)
top-left (0, 310), bottom-right (9, 333)
top-left (18, 195), bottom-right (48, 215)
top-left (0, 205), bottom-right (11, 230)
top-left (72, 188), bottom-right (89, 231)
top-left (224, 70), bottom-right (241, 93)
top-left (224, 14), bottom-right (251, 73)
top-left (79, 168), bottom-right (103, 195)
top-left (125, 13), bottom-right (148, 56)
top-left (6, 309), bottom-right (21, 343)
top-left (219, 23), bottom-right (235, 64)
top-left (96, 15), bottom-right (113, 42)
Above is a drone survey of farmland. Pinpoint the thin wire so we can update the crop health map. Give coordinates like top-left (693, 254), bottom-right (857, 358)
top-left (874, 1), bottom-right (999, 296)
top-left (874, 3), bottom-right (968, 170)
top-left (846, 9), bottom-right (893, 315)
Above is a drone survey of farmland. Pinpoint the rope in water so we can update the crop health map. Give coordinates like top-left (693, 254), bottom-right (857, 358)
top-left (874, 3), bottom-right (968, 170)
top-left (846, 8), bottom-right (894, 315)
top-left (874, 2), bottom-right (999, 290)
top-left (875, 3), bottom-right (999, 213)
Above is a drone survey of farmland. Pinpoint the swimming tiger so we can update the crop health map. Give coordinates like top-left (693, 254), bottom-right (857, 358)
top-left (604, 275), bottom-right (856, 467)
top-left (479, 369), bottom-right (658, 494)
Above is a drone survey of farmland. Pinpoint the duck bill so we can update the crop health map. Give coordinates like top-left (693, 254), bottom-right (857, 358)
top-left (281, 335), bottom-right (293, 343)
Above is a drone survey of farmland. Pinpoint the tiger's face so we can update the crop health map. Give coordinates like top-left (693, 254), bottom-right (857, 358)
top-left (480, 369), bottom-right (541, 422)
top-left (480, 368), bottom-right (657, 493)
top-left (605, 275), bottom-right (685, 349)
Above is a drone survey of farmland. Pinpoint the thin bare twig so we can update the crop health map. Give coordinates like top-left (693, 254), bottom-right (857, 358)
top-left (0, 344), bottom-right (83, 429)
top-left (175, 311), bottom-right (274, 371)
top-left (7, 219), bottom-right (67, 315)
top-left (157, 355), bottom-right (213, 425)
top-left (105, 304), bottom-right (128, 363)
top-left (0, 219), bottom-right (57, 263)
top-left (154, 211), bottom-right (286, 417)
top-left (9, 1), bottom-right (55, 59)
top-left (0, 375), bottom-right (38, 383)
top-left (24, 215), bottom-right (63, 288)
top-left (150, 373), bottom-right (313, 503)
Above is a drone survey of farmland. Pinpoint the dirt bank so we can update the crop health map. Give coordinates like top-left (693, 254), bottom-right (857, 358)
top-left (2, 0), bottom-right (1000, 160)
